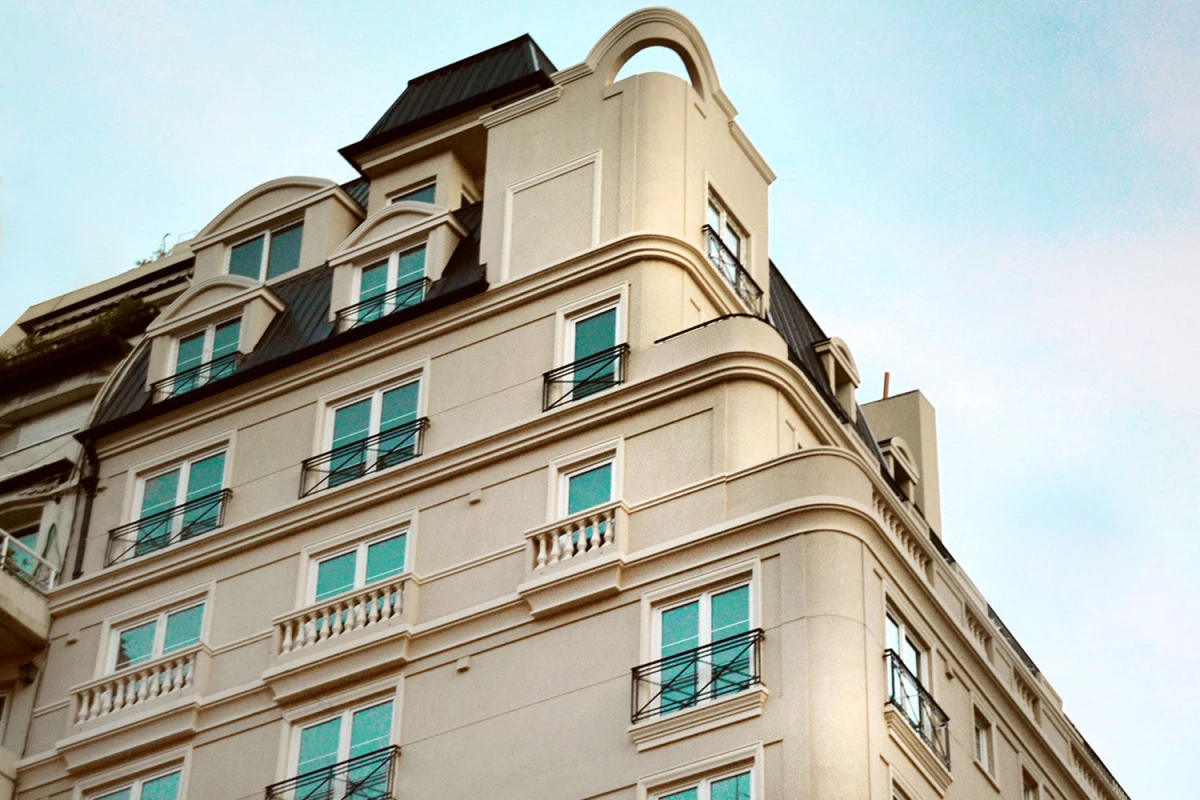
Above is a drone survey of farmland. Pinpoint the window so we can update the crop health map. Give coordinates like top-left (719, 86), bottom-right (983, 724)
top-left (172, 318), bottom-right (240, 394)
top-left (560, 458), bottom-right (614, 518)
top-left (657, 770), bottom-right (752, 800)
top-left (706, 194), bottom-right (744, 268)
top-left (135, 450), bottom-right (227, 555)
top-left (1023, 770), bottom-right (1040, 800)
top-left (311, 532), bottom-right (407, 604)
top-left (389, 182), bottom-right (435, 204)
top-left (111, 602), bottom-right (204, 672)
top-left (93, 770), bottom-right (182, 800)
top-left (566, 303), bottom-right (620, 398)
top-left (653, 583), bottom-right (753, 714)
top-left (327, 380), bottom-right (421, 486)
top-left (974, 710), bottom-right (994, 773)
top-left (5, 522), bottom-right (40, 579)
top-left (228, 221), bottom-right (304, 281)
top-left (886, 611), bottom-right (928, 728)
top-left (293, 700), bottom-right (393, 795)
top-left (354, 245), bottom-right (427, 324)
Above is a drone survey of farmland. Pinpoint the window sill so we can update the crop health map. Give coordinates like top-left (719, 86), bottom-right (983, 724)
top-left (883, 706), bottom-right (952, 796)
top-left (974, 759), bottom-right (1001, 793)
top-left (628, 684), bottom-right (768, 752)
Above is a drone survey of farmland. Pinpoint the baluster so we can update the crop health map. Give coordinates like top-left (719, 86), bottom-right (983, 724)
top-left (535, 536), bottom-right (548, 569)
top-left (354, 598), bottom-right (367, 630)
top-left (303, 613), bottom-right (316, 646)
top-left (100, 686), bottom-right (113, 716)
top-left (128, 675), bottom-right (139, 706)
top-left (380, 587), bottom-right (395, 621)
top-left (136, 671), bottom-right (149, 703)
top-left (604, 509), bottom-right (615, 546)
top-left (281, 620), bottom-right (294, 654)
top-left (113, 679), bottom-right (126, 711)
top-left (149, 664), bottom-right (164, 698)
top-left (548, 531), bottom-right (561, 564)
top-left (172, 658), bottom-right (185, 692)
top-left (183, 656), bottom-right (195, 687)
top-left (368, 590), bottom-right (381, 625)
top-left (588, 515), bottom-right (600, 551)
top-left (331, 602), bottom-right (345, 637)
top-left (318, 609), bottom-right (331, 641)
top-left (76, 692), bottom-right (90, 724)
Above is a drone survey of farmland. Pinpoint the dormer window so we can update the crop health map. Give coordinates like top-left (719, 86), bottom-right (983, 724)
top-left (704, 192), bottom-right (762, 314)
top-left (168, 318), bottom-right (241, 396)
top-left (389, 182), bottom-right (436, 205)
top-left (351, 245), bottom-right (427, 325)
top-left (228, 221), bottom-right (304, 281)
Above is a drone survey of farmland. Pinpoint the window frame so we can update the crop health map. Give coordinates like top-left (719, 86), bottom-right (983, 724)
top-left (323, 377), bottom-right (424, 455)
top-left (653, 767), bottom-right (754, 800)
top-left (885, 610), bottom-right (927, 683)
top-left (350, 243), bottom-right (428, 311)
top-left (637, 745), bottom-right (762, 800)
top-left (132, 447), bottom-right (230, 524)
top-left (88, 768), bottom-right (184, 800)
top-left (288, 697), bottom-right (397, 778)
top-left (556, 454), bottom-right (617, 520)
top-left (225, 219), bottom-right (305, 282)
top-left (306, 529), bottom-right (410, 605)
top-left (1022, 769), bottom-right (1040, 800)
top-left (705, 190), bottom-right (747, 266)
top-left (106, 599), bottom-right (207, 674)
top-left (974, 708), bottom-right (995, 774)
top-left (172, 315), bottom-right (242, 375)
top-left (387, 180), bottom-right (436, 205)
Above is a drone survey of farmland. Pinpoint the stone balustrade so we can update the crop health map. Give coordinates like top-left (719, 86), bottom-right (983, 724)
top-left (276, 577), bottom-right (406, 656)
top-left (525, 500), bottom-right (628, 573)
top-left (73, 644), bottom-right (203, 724)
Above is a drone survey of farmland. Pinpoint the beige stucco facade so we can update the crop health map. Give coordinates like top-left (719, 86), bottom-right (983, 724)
top-left (3, 9), bottom-right (1128, 800)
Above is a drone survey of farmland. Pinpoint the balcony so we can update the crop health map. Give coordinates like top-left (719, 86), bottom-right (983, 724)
top-left (336, 278), bottom-right (430, 331)
top-left (632, 629), bottom-right (764, 723)
top-left (265, 745), bottom-right (400, 800)
top-left (150, 352), bottom-right (242, 400)
top-left (276, 576), bottom-right (407, 657)
top-left (106, 489), bottom-right (232, 566)
top-left (300, 419), bottom-right (429, 497)
top-left (1, 527), bottom-right (58, 593)
top-left (518, 500), bottom-right (630, 618)
top-left (71, 643), bottom-right (209, 726)
top-left (702, 225), bottom-right (763, 316)
top-left (542, 344), bottom-right (630, 411)
top-left (885, 649), bottom-right (951, 772)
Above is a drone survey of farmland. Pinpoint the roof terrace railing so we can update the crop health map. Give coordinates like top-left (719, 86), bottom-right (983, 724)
top-left (151, 352), bottom-right (243, 400)
top-left (542, 344), bottom-right (630, 411)
top-left (0, 529), bottom-right (58, 593)
top-left (631, 628), bottom-right (764, 723)
top-left (264, 745), bottom-right (400, 800)
top-left (106, 489), bottom-right (232, 566)
top-left (703, 225), bottom-right (763, 316)
top-left (300, 418), bottom-right (429, 497)
top-left (336, 279), bottom-right (431, 331)
top-left (885, 649), bottom-right (951, 771)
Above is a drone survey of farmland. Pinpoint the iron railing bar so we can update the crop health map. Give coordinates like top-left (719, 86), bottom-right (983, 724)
top-left (105, 489), bottom-right (232, 566)
top-left (300, 419), bottom-right (429, 498)
top-left (335, 278), bottom-right (430, 330)
top-left (884, 649), bottom-right (951, 770)
top-left (151, 352), bottom-right (243, 398)
top-left (631, 628), bottom-right (764, 723)
top-left (701, 225), bottom-right (764, 315)
top-left (542, 343), bottom-right (630, 411)
top-left (264, 745), bottom-right (399, 800)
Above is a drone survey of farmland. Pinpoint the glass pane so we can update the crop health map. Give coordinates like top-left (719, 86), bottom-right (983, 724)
top-left (365, 535), bottom-right (406, 584)
top-left (96, 789), bottom-right (133, 800)
top-left (182, 452), bottom-right (226, 538)
top-left (723, 225), bottom-right (741, 259)
top-left (8, 527), bottom-right (38, 578)
top-left (662, 789), bottom-right (697, 800)
top-left (661, 602), bottom-right (699, 657)
top-left (394, 184), bottom-right (435, 204)
top-left (115, 620), bottom-right (157, 669)
top-left (212, 319), bottom-right (241, 360)
top-left (902, 637), bottom-right (920, 679)
top-left (886, 615), bottom-right (900, 654)
top-left (141, 772), bottom-right (181, 800)
top-left (707, 201), bottom-right (721, 231)
top-left (710, 585), bottom-right (750, 641)
top-left (357, 261), bottom-right (389, 323)
top-left (711, 585), bottom-right (752, 698)
top-left (396, 246), bottom-right (426, 285)
top-left (377, 383), bottom-right (420, 469)
top-left (315, 551), bottom-right (357, 602)
top-left (330, 399), bottom-right (372, 485)
top-left (711, 773), bottom-right (751, 800)
top-left (229, 235), bottom-right (265, 280)
top-left (573, 308), bottom-right (617, 361)
top-left (138, 469), bottom-right (180, 554)
top-left (660, 601), bottom-right (700, 713)
top-left (298, 716), bottom-right (342, 775)
top-left (175, 332), bottom-right (205, 373)
top-left (267, 223), bottom-right (303, 279)
top-left (349, 701), bottom-right (393, 757)
top-left (163, 604), bottom-right (204, 653)
top-left (567, 463), bottom-right (612, 515)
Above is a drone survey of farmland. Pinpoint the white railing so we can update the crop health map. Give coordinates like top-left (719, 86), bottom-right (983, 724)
top-left (276, 577), bottom-right (406, 656)
top-left (0, 528), bottom-right (59, 593)
top-left (526, 500), bottom-right (628, 572)
top-left (73, 644), bottom-right (203, 724)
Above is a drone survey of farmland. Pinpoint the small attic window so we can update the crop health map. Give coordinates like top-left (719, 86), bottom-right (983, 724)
top-left (880, 437), bottom-right (920, 500)
top-left (390, 182), bottom-right (436, 205)
top-left (614, 45), bottom-right (693, 86)
top-left (228, 221), bottom-right (304, 281)
top-left (814, 337), bottom-right (861, 423)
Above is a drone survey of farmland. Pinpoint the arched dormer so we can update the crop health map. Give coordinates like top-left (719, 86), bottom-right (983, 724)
top-left (143, 276), bottom-right (285, 400)
top-left (327, 201), bottom-right (468, 330)
top-left (880, 436), bottom-right (921, 499)
top-left (189, 176), bottom-right (365, 285)
top-left (814, 337), bottom-right (861, 423)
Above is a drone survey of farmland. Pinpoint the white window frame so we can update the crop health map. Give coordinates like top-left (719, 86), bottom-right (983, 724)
top-left (563, 301), bottom-right (623, 365)
top-left (306, 529), bottom-right (411, 604)
top-left (637, 744), bottom-right (762, 800)
top-left (706, 190), bottom-right (746, 265)
top-left (225, 220), bottom-right (304, 282)
top-left (885, 610), bottom-right (927, 682)
top-left (1022, 769), bottom-right (1040, 800)
top-left (974, 708), bottom-right (995, 774)
top-left (172, 315), bottom-right (242, 373)
top-left (132, 447), bottom-right (230, 524)
top-left (324, 377), bottom-right (425, 454)
top-left (288, 698), bottom-right (396, 777)
top-left (106, 599), bottom-right (207, 674)
top-left (557, 455), bottom-right (617, 520)
top-left (351, 243), bottom-right (428, 309)
top-left (387, 180), bottom-right (436, 205)
top-left (88, 768), bottom-right (184, 800)
top-left (654, 768), bottom-right (754, 800)
top-left (554, 287), bottom-right (629, 369)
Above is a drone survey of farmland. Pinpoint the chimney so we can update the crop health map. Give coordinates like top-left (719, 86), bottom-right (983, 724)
top-left (861, 389), bottom-right (943, 535)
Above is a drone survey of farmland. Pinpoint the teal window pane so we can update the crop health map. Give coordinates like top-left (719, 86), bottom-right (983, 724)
top-left (96, 789), bottom-right (133, 800)
top-left (395, 184), bottom-right (435, 204)
top-left (331, 399), bottom-right (372, 485)
top-left (9, 527), bottom-right (38, 578)
top-left (229, 235), bottom-right (265, 279)
top-left (661, 601), bottom-right (699, 657)
top-left (886, 616), bottom-right (900, 654)
top-left (662, 787), bottom-right (698, 800)
top-left (141, 772), bottom-right (181, 800)
top-left (660, 600), bottom-right (700, 713)
top-left (267, 223), bottom-right (303, 279)
top-left (116, 620), bottom-right (156, 669)
top-left (396, 247), bottom-right (426, 285)
top-left (297, 717), bottom-right (342, 775)
top-left (141, 470), bottom-right (180, 518)
top-left (175, 332), bottom-right (205, 373)
top-left (349, 701), bottom-right (393, 757)
top-left (315, 551), bottom-right (357, 602)
top-left (707, 201), bottom-right (722, 231)
top-left (711, 773), bottom-right (751, 800)
top-left (186, 453), bottom-right (226, 500)
top-left (567, 463), bottom-right (612, 515)
top-left (358, 261), bottom-right (389, 323)
top-left (380, 383), bottom-right (419, 430)
top-left (710, 585), bottom-right (750, 641)
top-left (573, 308), bottom-right (616, 361)
top-left (163, 604), bottom-right (204, 653)
top-left (365, 535), bottom-right (406, 584)
top-left (212, 319), bottom-right (241, 360)
top-left (710, 585), bottom-right (752, 698)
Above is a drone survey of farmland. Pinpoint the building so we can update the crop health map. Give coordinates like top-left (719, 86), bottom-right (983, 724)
top-left (0, 250), bottom-right (193, 799)
top-left (4, 9), bottom-right (1130, 800)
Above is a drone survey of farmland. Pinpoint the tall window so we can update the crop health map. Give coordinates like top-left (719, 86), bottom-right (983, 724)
top-left (389, 182), bottom-right (435, 204)
top-left (312, 532), bottom-right (407, 604)
top-left (566, 304), bottom-right (619, 399)
top-left (93, 770), bottom-right (182, 800)
top-left (706, 195), bottom-right (744, 268)
top-left (111, 602), bottom-right (205, 672)
top-left (356, 246), bottom-right (427, 323)
top-left (1022, 770), bottom-right (1040, 800)
top-left (136, 451), bottom-right (227, 554)
top-left (173, 318), bottom-right (240, 393)
top-left (657, 770), bottom-right (752, 800)
top-left (886, 612), bottom-right (926, 727)
top-left (328, 380), bottom-right (420, 485)
top-left (974, 710), bottom-right (994, 773)
top-left (655, 583), bottom-right (752, 713)
top-left (561, 459), bottom-right (614, 518)
top-left (228, 222), bottom-right (304, 281)
top-left (294, 700), bottom-right (393, 796)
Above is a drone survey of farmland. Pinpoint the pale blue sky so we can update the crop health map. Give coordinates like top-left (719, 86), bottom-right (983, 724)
top-left (2, 2), bottom-right (1197, 796)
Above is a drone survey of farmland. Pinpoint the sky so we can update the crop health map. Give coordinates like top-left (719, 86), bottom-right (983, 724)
top-left (1, 1), bottom-right (1196, 796)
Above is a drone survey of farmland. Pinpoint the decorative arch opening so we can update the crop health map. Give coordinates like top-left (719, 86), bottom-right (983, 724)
top-left (613, 43), bottom-right (696, 88)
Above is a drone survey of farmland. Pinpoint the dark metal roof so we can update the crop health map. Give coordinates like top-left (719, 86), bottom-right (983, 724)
top-left (90, 203), bottom-right (487, 436)
top-left (340, 177), bottom-right (370, 209)
top-left (341, 35), bottom-right (556, 163)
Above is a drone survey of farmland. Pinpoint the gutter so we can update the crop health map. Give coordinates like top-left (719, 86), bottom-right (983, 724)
top-left (70, 439), bottom-right (99, 581)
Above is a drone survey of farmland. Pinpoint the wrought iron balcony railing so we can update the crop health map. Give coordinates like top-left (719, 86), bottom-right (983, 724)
top-left (336, 279), bottom-right (431, 331)
top-left (300, 418), bottom-right (429, 497)
top-left (0, 528), bottom-right (58, 593)
top-left (542, 343), bottom-right (630, 411)
top-left (885, 649), bottom-right (951, 771)
top-left (264, 745), bottom-right (400, 800)
top-left (631, 628), bottom-right (764, 723)
top-left (702, 225), bottom-right (763, 316)
top-left (105, 489), bottom-right (232, 566)
top-left (151, 352), bottom-right (243, 399)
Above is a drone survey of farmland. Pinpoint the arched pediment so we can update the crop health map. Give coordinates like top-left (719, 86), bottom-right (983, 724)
top-left (146, 275), bottom-right (269, 334)
top-left (197, 176), bottom-right (335, 240)
top-left (329, 201), bottom-right (457, 264)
